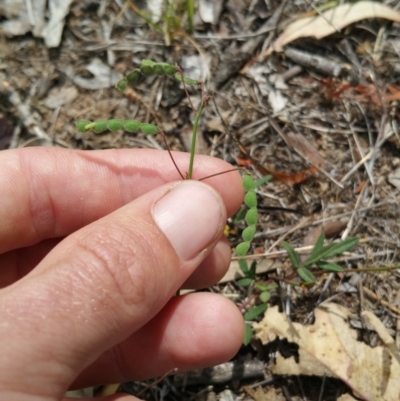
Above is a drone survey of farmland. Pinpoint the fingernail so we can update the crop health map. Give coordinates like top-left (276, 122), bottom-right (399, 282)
top-left (153, 181), bottom-right (225, 260)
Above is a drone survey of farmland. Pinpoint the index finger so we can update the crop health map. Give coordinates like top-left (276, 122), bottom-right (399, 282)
top-left (0, 147), bottom-right (243, 253)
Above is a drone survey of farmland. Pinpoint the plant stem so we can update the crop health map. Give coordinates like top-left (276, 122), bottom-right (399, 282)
top-left (187, 101), bottom-right (205, 179)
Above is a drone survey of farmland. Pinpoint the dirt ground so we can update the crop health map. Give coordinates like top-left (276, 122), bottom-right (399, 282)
top-left (1, 0), bottom-right (400, 400)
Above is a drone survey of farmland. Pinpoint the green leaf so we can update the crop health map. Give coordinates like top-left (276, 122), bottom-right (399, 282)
top-left (244, 303), bottom-right (267, 321)
top-left (249, 261), bottom-right (257, 279)
top-left (234, 206), bottom-right (247, 223)
top-left (75, 120), bottom-right (92, 133)
top-left (236, 278), bottom-right (253, 286)
top-left (126, 69), bottom-right (141, 83)
top-left (140, 123), bottom-right (159, 135)
top-left (304, 233), bottom-right (325, 266)
top-left (245, 208), bottom-right (258, 225)
top-left (107, 119), bottom-right (125, 131)
top-left (259, 291), bottom-right (271, 303)
top-left (297, 267), bottom-right (316, 283)
top-left (255, 281), bottom-right (278, 291)
top-left (305, 237), bottom-right (359, 265)
top-left (115, 78), bottom-right (128, 92)
top-left (238, 259), bottom-right (249, 275)
top-left (243, 323), bottom-right (253, 346)
top-left (242, 225), bottom-right (256, 242)
top-left (123, 120), bottom-right (141, 133)
top-left (92, 120), bottom-right (108, 133)
top-left (242, 174), bottom-right (255, 191)
top-left (244, 190), bottom-right (257, 208)
top-left (236, 241), bottom-right (250, 257)
top-left (282, 241), bottom-right (301, 269)
top-left (316, 261), bottom-right (343, 272)
top-left (254, 175), bottom-right (273, 188)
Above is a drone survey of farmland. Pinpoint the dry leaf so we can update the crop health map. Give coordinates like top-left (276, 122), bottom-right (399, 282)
top-left (244, 386), bottom-right (285, 401)
top-left (265, 1), bottom-right (400, 55)
top-left (286, 132), bottom-right (326, 169)
top-left (253, 303), bottom-right (400, 401)
top-left (303, 221), bottom-right (347, 248)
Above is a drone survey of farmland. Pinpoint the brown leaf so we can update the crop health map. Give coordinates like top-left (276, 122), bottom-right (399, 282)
top-left (254, 304), bottom-right (400, 401)
top-left (265, 1), bottom-right (400, 55)
top-left (286, 132), bottom-right (326, 169)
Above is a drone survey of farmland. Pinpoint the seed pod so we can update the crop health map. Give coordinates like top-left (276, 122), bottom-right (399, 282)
top-left (75, 120), bottom-right (92, 133)
top-left (107, 119), bottom-right (125, 131)
top-left (153, 64), bottom-right (165, 76)
top-left (244, 190), bottom-right (257, 208)
top-left (242, 174), bottom-right (254, 191)
top-left (242, 225), bottom-right (256, 242)
top-left (245, 207), bottom-right (258, 225)
top-left (123, 120), bottom-right (141, 133)
top-left (115, 78), bottom-right (128, 92)
top-left (236, 241), bottom-right (250, 257)
top-left (140, 123), bottom-right (159, 135)
top-left (92, 120), bottom-right (109, 133)
top-left (174, 72), bottom-right (198, 85)
top-left (126, 69), bottom-right (141, 83)
top-left (140, 59), bottom-right (156, 76)
top-left (162, 63), bottom-right (176, 76)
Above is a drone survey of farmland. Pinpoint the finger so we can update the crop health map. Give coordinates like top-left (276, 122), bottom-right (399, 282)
top-left (181, 236), bottom-right (231, 289)
top-left (0, 236), bottom-right (229, 289)
top-left (63, 396), bottom-right (137, 401)
top-left (0, 181), bottom-right (230, 398)
top-left (73, 293), bottom-right (244, 388)
top-left (0, 148), bottom-right (243, 253)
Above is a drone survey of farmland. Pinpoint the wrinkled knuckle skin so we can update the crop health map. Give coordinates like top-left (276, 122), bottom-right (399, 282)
top-left (74, 221), bottom-right (162, 311)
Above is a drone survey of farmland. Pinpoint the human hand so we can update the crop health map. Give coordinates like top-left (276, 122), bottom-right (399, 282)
top-left (0, 148), bottom-right (245, 401)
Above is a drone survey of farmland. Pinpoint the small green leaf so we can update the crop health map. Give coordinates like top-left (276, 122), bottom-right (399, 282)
top-left (92, 120), bottom-right (108, 133)
top-left (126, 69), bottom-right (141, 83)
top-left (254, 175), bottom-right (273, 188)
top-left (234, 206), bottom-right (247, 223)
top-left (249, 261), bottom-right (257, 279)
top-left (316, 261), bottom-right (343, 272)
top-left (297, 267), bottom-right (316, 283)
top-left (107, 119), bottom-right (125, 131)
top-left (244, 303), bottom-right (267, 320)
top-left (238, 259), bottom-right (249, 275)
top-left (305, 237), bottom-right (359, 265)
top-left (140, 123), bottom-right (159, 135)
top-left (75, 120), bottom-right (92, 132)
top-left (115, 78), bottom-right (128, 92)
top-left (244, 190), bottom-right (257, 208)
top-left (123, 120), bottom-right (141, 133)
top-left (236, 241), bottom-right (250, 257)
top-left (243, 323), bottom-right (253, 346)
top-left (255, 281), bottom-right (278, 291)
top-left (259, 291), bottom-right (271, 303)
top-left (282, 241), bottom-right (301, 269)
top-left (304, 233), bottom-right (325, 266)
top-left (242, 224), bottom-right (256, 242)
top-left (140, 60), bottom-right (156, 76)
top-left (236, 278), bottom-right (253, 286)
top-left (242, 175), bottom-right (255, 191)
top-left (245, 208), bottom-right (258, 225)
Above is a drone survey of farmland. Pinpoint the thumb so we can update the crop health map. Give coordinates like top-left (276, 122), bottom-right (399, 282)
top-left (0, 181), bottom-right (226, 399)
